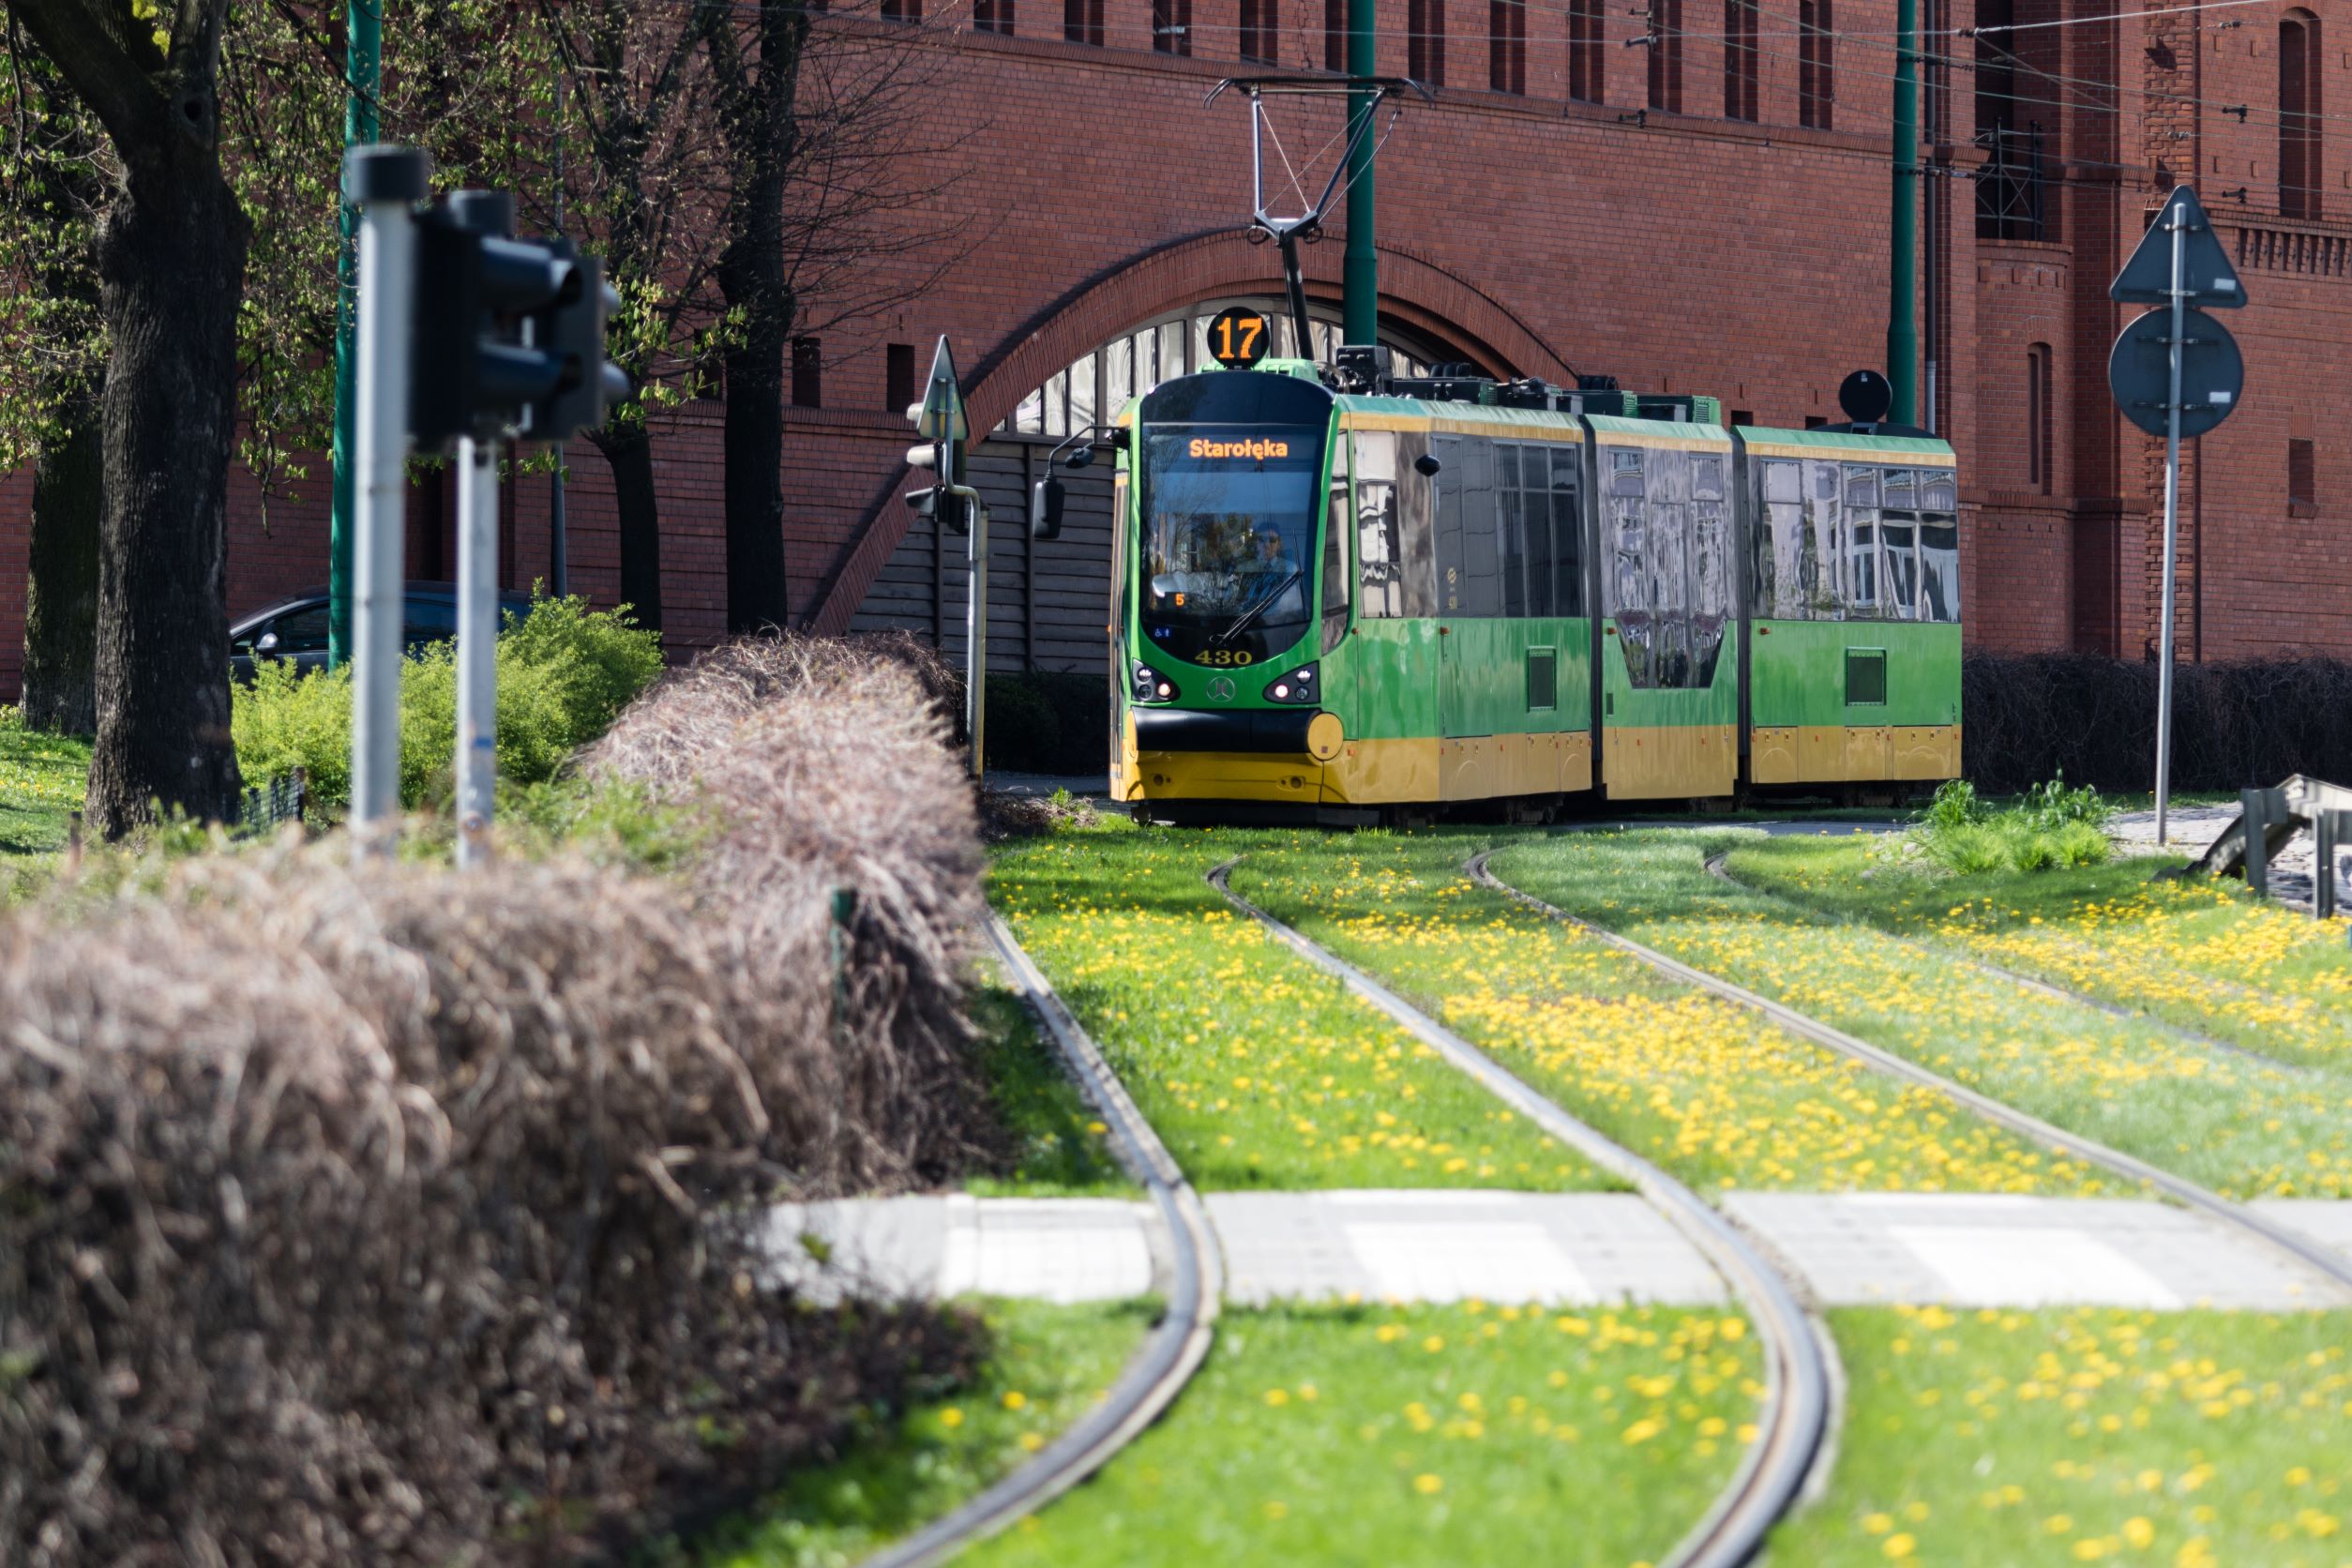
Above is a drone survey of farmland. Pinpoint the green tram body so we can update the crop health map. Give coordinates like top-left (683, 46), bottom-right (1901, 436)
top-left (1108, 361), bottom-right (1963, 820)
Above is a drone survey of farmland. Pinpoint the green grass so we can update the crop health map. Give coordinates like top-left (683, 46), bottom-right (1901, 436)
top-left (1231, 832), bottom-right (2109, 1196)
top-left (0, 706), bottom-right (87, 857)
top-left (963, 970), bottom-right (1134, 1198)
top-left (1772, 1306), bottom-right (2352, 1566)
top-left (988, 825), bottom-right (1604, 1192)
top-left (1493, 829), bottom-right (2352, 1200)
top-left (1732, 833), bottom-right (2352, 1077)
top-left (699, 1299), bottom-right (1153, 1568)
top-left (964, 1301), bottom-right (1760, 1568)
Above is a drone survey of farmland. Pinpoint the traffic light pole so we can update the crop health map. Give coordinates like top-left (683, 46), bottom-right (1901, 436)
top-left (343, 148), bottom-right (429, 853)
top-left (457, 436), bottom-right (500, 867)
top-left (328, 0), bottom-right (384, 670)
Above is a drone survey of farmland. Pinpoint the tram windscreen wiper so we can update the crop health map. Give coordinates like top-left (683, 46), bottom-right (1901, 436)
top-left (1210, 567), bottom-right (1304, 648)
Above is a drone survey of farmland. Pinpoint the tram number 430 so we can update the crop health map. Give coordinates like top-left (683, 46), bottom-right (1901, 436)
top-left (1207, 307), bottom-right (1271, 370)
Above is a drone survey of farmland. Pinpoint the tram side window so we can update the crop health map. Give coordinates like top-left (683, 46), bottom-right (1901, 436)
top-left (1497, 442), bottom-right (1561, 616)
top-left (1690, 477), bottom-right (1731, 686)
top-left (1499, 445), bottom-right (1529, 617)
top-left (1604, 447), bottom-right (1651, 678)
top-left (1551, 445), bottom-right (1585, 617)
top-left (1843, 463), bottom-right (1880, 614)
top-left (1803, 460), bottom-right (1843, 618)
top-left (1352, 430), bottom-right (1408, 619)
top-left (1435, 435), bottom-right (1503, 616)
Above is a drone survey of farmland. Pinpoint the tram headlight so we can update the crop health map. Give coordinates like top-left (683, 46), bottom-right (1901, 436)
top-left (1264, 663), bottom-right (1319, 704)
top-left (1132, 661), bottom-right (1176, 703)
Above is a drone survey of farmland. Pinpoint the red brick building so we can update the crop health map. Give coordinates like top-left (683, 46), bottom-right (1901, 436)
top-left (2, 0), bottom-right (2344, 694)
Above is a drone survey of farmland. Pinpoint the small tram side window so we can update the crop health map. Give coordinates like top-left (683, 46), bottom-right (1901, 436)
top-left (1919, 470), bottom-right (1961, 623)
top-left (1550, 445), bottom-right (1586, 617)
top-left (1353, 430), bottom-right (1406, 618)
top-left (1881, 467), bottom-right (1920, 618)
top-left (1843, 464), bottom-right (1880, 613)
top-left (1323, 431), bottom-right (1351, 651)
top-left (1435, 437), bottom-right (1502, 617)
top-left (1498, 445), bottom-right (1557, 617)
top-left (1756, 459), bottom-right (1813, 620)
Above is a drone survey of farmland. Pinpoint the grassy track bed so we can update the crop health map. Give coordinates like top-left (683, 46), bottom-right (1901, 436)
top-left (1731, 834), bottom-right (2352, 1076)
top-left (1772, 1305), bottom-right (2352, 1566)
top-left (1232, 834), bottom-right (2106, 1196)
top-left (1494, 831), bottom-right (2352, 1200)
top-left (700, 1299), bottom-right (1152, 1568)
top-left (962, 1301), bottom-right (1760, 1568)
top-left (962, 969), bottom-right (1135, 1198)
top-left (989, 826), bottom-right (1604, 1191)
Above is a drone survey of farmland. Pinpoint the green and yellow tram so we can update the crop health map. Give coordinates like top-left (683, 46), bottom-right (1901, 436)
top-left (1106, 351), bottom-right (1962, 822)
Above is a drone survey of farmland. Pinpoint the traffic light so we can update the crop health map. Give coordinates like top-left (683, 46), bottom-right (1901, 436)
top-left (409, 192), bottom-right (629, 452)
top-left (901, 445), bottom-right (972, 535)
top-left (902, 337), bottom-right (979, 536)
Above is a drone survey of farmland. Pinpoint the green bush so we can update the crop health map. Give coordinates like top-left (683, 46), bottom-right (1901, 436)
top-left (2002, 822), bottom-right (2060, 872)
top-left (1912, 773), bottom-right (2116, 877)
top-left (2051, 820), bottom-right (2112, 867)
top-left (982, 674), bottom-right (1062, 773)
top-left (233, 596), bottom-right (664, 815)
top-left (1919, 777), bottom-right (1984, 832)
top-left (1926, 822), bottom-right (2006, 874)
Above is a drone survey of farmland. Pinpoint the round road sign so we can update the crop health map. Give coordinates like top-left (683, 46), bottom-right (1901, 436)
top-left (1205, 306), bottom-right (1273, 369)
top-left (2107, 307), bottom-right (2244, 439)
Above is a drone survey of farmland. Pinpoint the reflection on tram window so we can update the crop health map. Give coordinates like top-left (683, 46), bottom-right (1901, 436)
top-left (1353, 430), bottom-right (1406, 618)
top-left (1848, 520), bottom-right (1880, 611)
top-left (1882, 520), bottom-right (1919, 617)
top-left (1920, 522), bottom-right (1961, 622)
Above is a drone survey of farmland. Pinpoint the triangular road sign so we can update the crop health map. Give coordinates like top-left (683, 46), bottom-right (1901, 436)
top-left (913, 335), bottom-right (969, 443)
top-left (2111, 185), bottom-right (2247, 308)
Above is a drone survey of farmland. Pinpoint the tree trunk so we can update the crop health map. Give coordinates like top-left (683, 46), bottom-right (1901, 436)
top-left (83, 150), bottom-right (249, 836)
top-left (594, 423), bottom-right (664, 632)
top-left (717, 283), bottom-right (788, 633)
top-left (21, 392), bottom-right (101, 734)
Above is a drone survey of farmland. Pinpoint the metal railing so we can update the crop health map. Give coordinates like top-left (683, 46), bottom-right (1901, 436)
top-left (235, 768), bottom-right (309, 839)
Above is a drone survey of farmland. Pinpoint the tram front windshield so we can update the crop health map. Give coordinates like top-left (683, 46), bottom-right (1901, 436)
top-left (1138, 425), bottom-right (1326, 665)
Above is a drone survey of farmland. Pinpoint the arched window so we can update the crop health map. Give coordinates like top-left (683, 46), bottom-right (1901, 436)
top-left (2026, 342), bottom-right (2054, 494)
top-left (2281, 10), bottom-right (2322, 220)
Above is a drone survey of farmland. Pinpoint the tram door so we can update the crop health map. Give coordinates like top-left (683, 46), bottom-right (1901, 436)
top-left (1431, 436), bottom-right (1500, 796)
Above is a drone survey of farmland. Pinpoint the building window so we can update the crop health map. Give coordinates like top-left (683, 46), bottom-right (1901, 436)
top-left (1490, 0), bottom-right (1525, 92)
top-left (1410, 0), bottom-right (1446, 83)
top-left (1325, 0), bottom-right (1345, 68)
top-left (792, 337), bottom-right (822, 409)
top-left (880, 0), bottom-right (918, 20)
top-left (886, 343), bottom-right (915, 415)
top-left (2281, 10), bottom-right (2322, 220)
top-left (1646, 0), bottom-right (1681, 114)
top-left (2026, 342), bottom-right (2053, 494)
top-left (974, 0), bottom-right (1012, 30)
top-left (1568, 0), bottom-right (1604, 101)
top-left (1065, 0), bottom-right (1104, 44)
top-left (2289, 438), bottom-right (2317, 517)
top-left (1799, 0), bottom-right (1832, 128)
top-left (1723, 0), bottom-right (1756, 120)
top-left (1153, 0), bottom-right (1192, 53)
top-left (1239, 0), bottom-right (1274, 61)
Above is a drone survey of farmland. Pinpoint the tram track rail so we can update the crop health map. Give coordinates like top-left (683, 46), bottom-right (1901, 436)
top-left (1208, 857), bottom-right (1835, 1568)
top-left (1467, 848), bottom-right (2352, 1301)
top-left (858, 912), bottom-right (1222, 1568)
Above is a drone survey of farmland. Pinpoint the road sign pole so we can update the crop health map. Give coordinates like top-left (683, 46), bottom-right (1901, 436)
top-left (966, 444), bottom-right (987, 781)
top-left (456, 435), bottom-right (500, 868)
top-left (343, 148), bottom-right (429, 856)
top-left (1887, 0), bottom-right (1920, 426)
top-left (328, 0), bottom-right (384, 670)
top-left (2155, 210), bottom-right (2186, 846)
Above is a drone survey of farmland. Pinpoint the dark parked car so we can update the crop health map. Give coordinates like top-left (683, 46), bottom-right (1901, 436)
top-left (230, 583), bottom-right (534, 682)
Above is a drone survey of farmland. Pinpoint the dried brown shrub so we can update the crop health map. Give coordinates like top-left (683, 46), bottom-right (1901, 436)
top-left (1, 635), bottom-right (1000, 1565)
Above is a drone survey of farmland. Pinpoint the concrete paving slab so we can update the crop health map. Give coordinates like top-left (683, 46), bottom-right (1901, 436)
top-left (1200, 1191), bottom-right (1728, 1306)
top-left (2250, 1199), bottom-right (2352, 1271)
top-left (1724, 1192), bottom-right (2350, 1310)
top-left (763, 1195), bottom-right (1155, 1304)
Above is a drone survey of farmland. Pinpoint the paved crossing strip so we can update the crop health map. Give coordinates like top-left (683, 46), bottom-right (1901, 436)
top-left (763, 1191), bottom-right (2352, 1310)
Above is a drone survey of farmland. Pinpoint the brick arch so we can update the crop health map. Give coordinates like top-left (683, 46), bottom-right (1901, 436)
top-left (807, 229), bottom-right (1572, 633)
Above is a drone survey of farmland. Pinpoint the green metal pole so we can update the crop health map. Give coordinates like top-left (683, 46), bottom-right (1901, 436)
top-left (328, 0), bottom-right (383, 669)
top-left (1342, 0), bottom-right (1377, 345)
top-left (1887, 0), bottom-right (1920, 425)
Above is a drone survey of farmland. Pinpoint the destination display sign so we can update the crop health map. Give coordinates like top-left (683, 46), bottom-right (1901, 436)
top-left (1206, 306), bottom-right (1273, 369)
top-left (1187, 436), bottom-right (1291, 460)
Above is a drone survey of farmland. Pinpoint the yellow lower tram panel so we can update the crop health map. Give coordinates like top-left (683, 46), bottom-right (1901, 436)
top-left (1749, 724), bottom-right (1961, 784)
top-left (1117, 719), bottom-right (1594, 807)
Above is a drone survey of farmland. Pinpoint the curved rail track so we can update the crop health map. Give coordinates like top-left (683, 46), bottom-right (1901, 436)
top-left (1208, 859), bottom-right (1835, 1568)
top-left (1469, 848), bottom-right (2352, 1299)
top-left (858, 913), bottom-right (1222, 1568)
